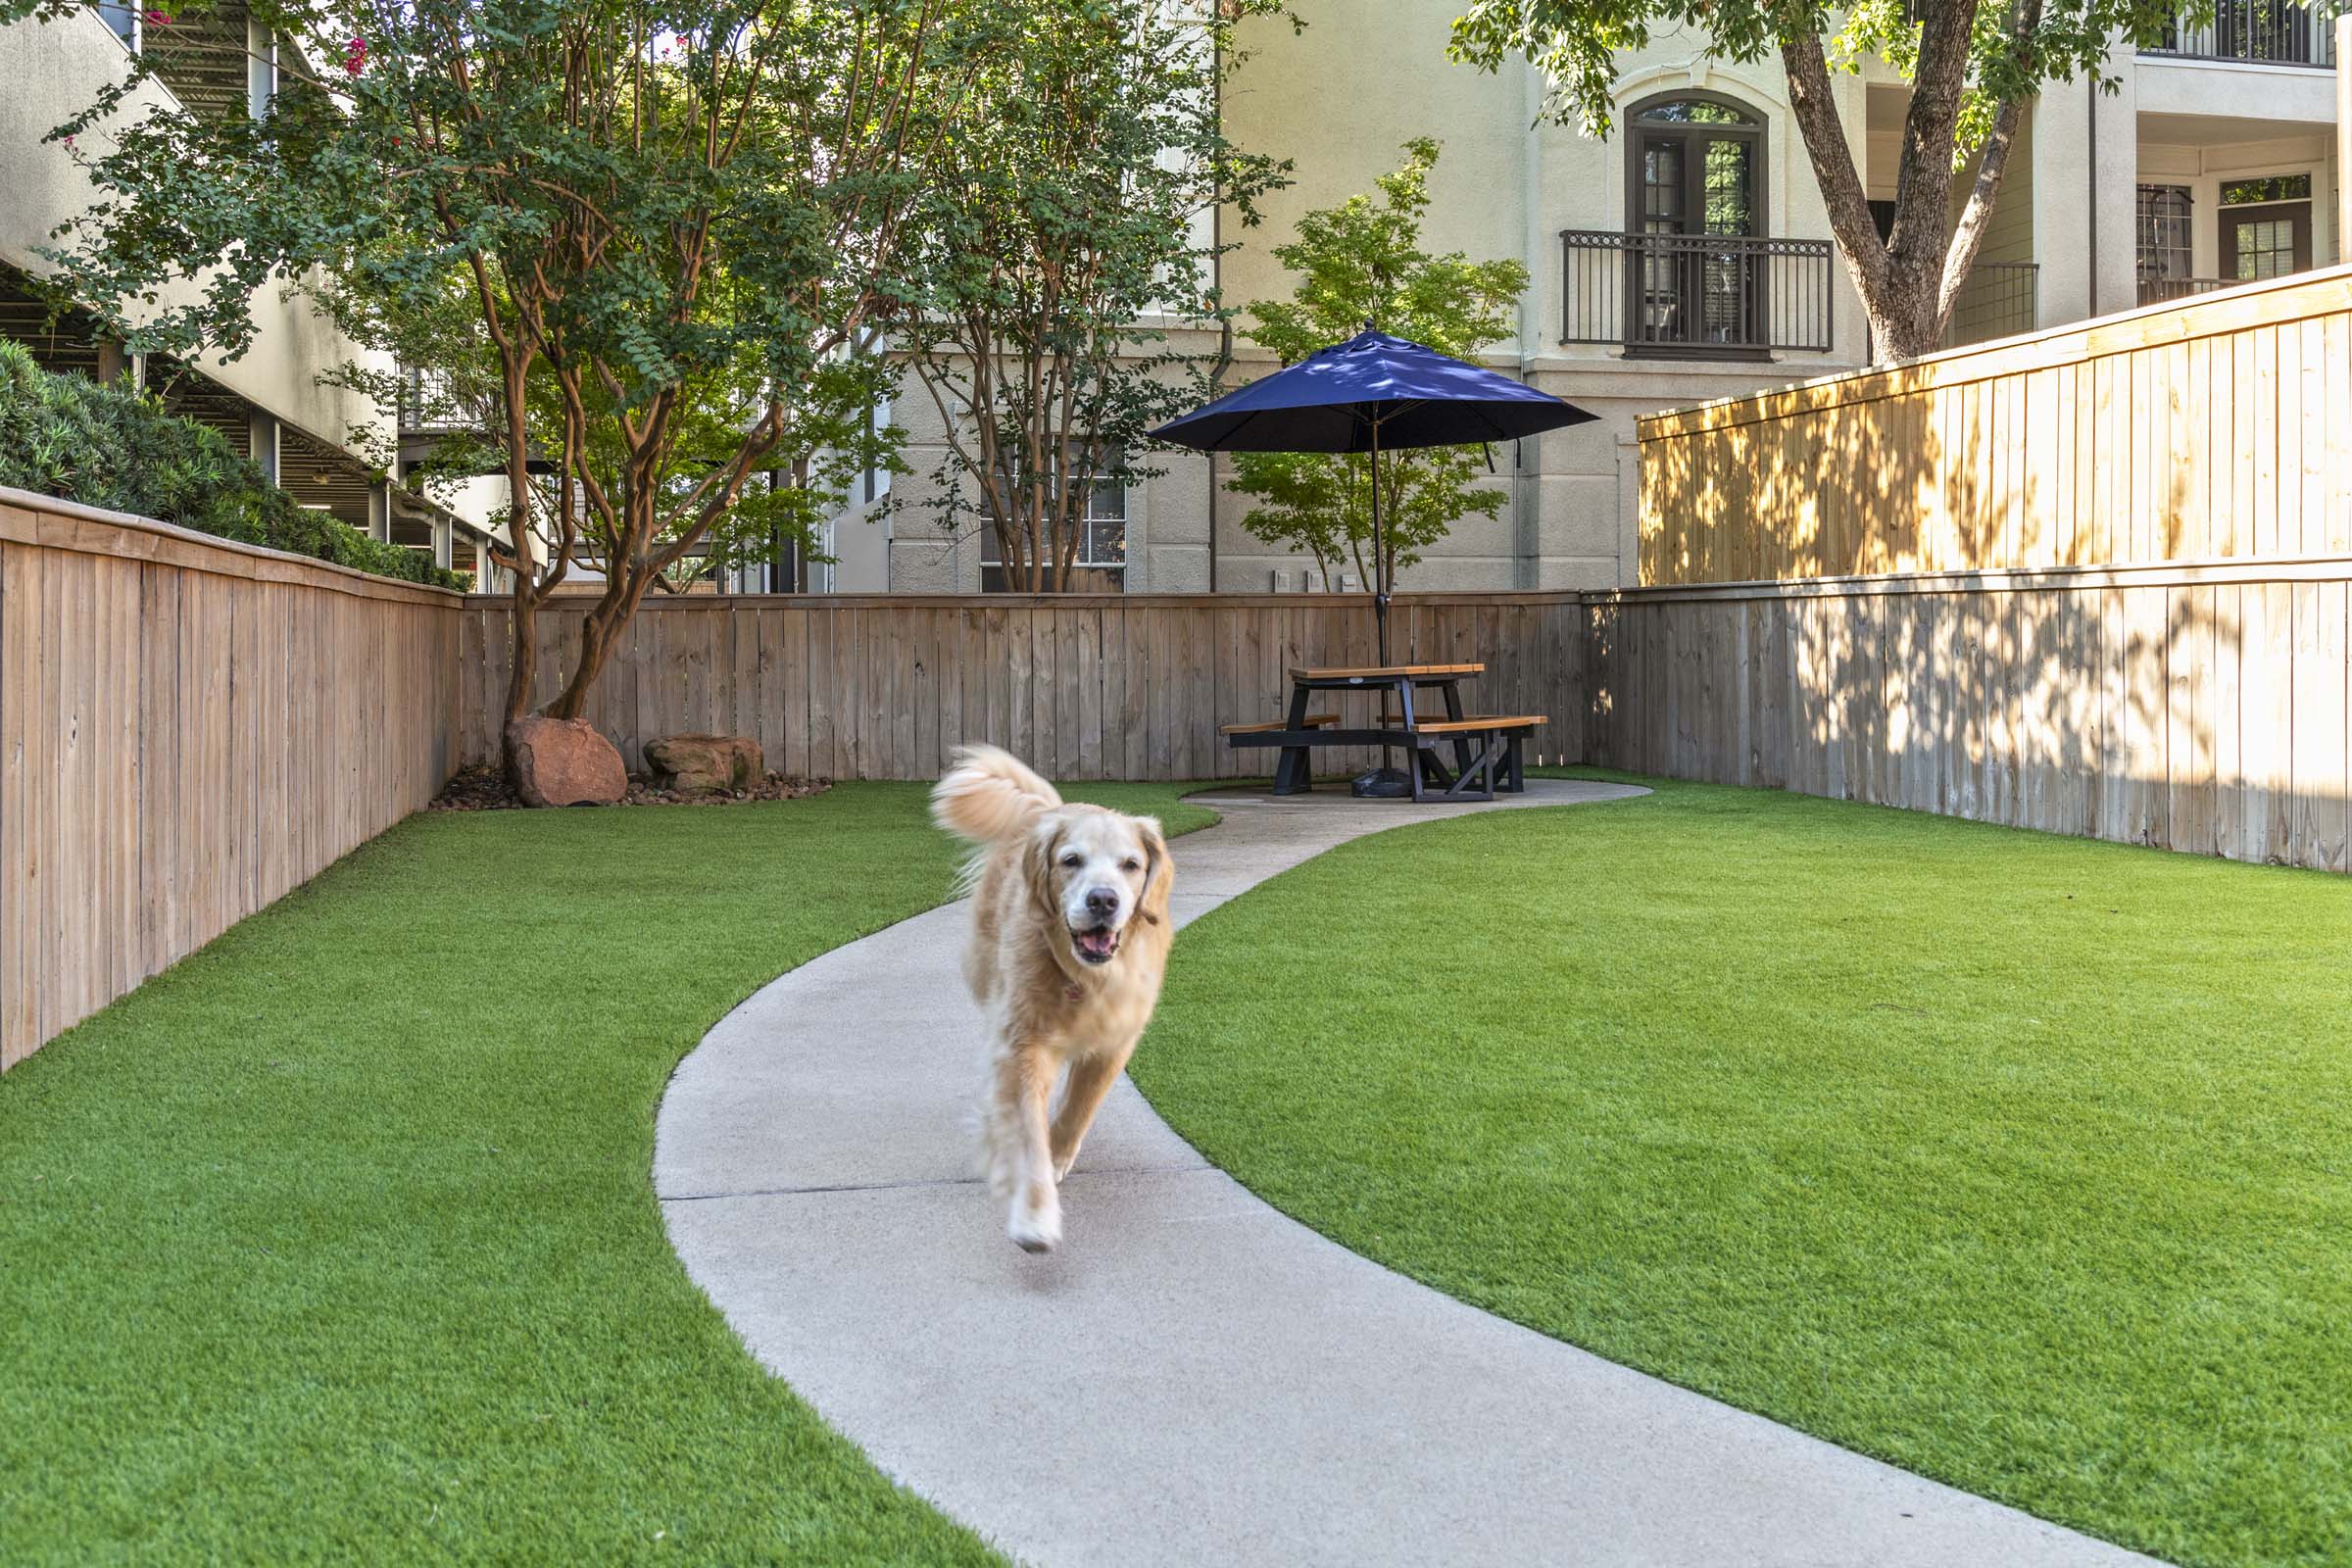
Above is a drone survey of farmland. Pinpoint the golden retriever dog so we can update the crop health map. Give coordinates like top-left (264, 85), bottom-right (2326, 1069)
top-left (930, 745), bottom-right (1174, 1253)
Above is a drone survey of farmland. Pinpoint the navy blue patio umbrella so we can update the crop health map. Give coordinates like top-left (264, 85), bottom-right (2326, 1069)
top-left (1149, 327), bottom-right (1597, 666)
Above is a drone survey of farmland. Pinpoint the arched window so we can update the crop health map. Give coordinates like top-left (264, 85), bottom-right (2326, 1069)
top-left (1627, 93), bottom-right (1765, 240)
top-left (1623, 92), bottom-right (1769, 355)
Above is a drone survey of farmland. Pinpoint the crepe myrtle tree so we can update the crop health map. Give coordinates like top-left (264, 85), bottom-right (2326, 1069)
top-left (1227, 138), bottom-right (1529, 590)
top-left (892, 0), bottom-right (1292, 592)
top-left (1449, 0), bottom-right (2197, 362)
top-left (12, 0), bottom-right (973, 732)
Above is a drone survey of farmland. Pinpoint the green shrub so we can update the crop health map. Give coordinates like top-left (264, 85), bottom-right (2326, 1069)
top-left (0, 340), bottom-right (469, 590)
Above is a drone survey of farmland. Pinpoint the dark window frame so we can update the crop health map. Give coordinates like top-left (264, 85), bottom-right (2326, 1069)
top-left (2219, 171), bottom-right (2315, 282)
top-left (978, 443), bottom-right (1131, 594)
top-left (2222, 201), bottom-right (2313, 281)
top-left (1620, 89), bottom-right (1773, 361)
top-left (2135, 184), bottom-right (2195, 285)
top-left (1622, 90), bottom-right (1770, 242)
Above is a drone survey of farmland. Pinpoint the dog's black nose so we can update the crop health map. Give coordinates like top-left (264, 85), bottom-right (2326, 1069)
top-left (1084, 887), bottom-right (1119, 918)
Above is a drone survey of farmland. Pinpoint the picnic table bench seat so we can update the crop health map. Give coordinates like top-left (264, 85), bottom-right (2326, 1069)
top-left (1379, 713), bottom-right (1543, 799)
top-left (1376, 713), bottom-right (1544, 736)
top-left (1287, 662), bottom-right (1484, 681)
top-left (1219, 712), bottom-right (1339, 735)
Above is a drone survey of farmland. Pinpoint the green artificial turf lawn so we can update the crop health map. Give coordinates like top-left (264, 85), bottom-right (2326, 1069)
top-left (1132, 772), bottom-right (2352, 1568)
top-left (0, 781), bottom-right (1216, 1566)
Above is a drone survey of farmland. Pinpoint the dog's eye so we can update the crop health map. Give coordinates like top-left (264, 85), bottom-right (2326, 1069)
top-left (1059, 854), bottom-right (1082, 869)
top-left (1119, 858), bottom-right (1141, 872)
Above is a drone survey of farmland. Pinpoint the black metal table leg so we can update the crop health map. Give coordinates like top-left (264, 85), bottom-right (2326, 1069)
top-left (1440, 678), bottom-right (1474, 776)
top-left (1438, 731), bottom-right (1506, 801)
top-left (1272, 682), bottom-right (1314, 795)
top-left (1396, 676), bottom-right (1429, 802)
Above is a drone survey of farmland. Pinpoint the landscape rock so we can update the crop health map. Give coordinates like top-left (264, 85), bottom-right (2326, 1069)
top-left (644, 733), bottom-right (764, 794)
top-left (507, 716), bottom-right (626, 808)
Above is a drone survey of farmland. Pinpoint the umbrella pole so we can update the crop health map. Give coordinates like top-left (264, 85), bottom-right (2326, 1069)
top-left (1371, 419), bottom-right (1390, 665)
top-left (1371, 418), bottom-right (1402, 791)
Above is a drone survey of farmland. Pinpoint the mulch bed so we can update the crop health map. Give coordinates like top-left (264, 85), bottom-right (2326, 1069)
top-left (430, 762), bottom-right (833, 811)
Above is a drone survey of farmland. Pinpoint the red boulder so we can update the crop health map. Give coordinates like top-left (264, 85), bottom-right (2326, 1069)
top-left (507, 716), bottom-right (625, 808)
top-left (644, 733), bottom-right (764, 794)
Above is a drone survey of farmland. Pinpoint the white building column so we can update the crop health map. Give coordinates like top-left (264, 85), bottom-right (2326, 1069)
top-left (2033, 56), bottom-right (2139, 327)
top-left (367, 479), bottom-right (392, 543)
top-left (246, 14), bottom-right (276, 119)
top-left (248, 411), bottom-right (279, 484)
top-left (432, 514), bottom-right (454, 570)
top-left (2338, 19), bottom-right (2352, 261)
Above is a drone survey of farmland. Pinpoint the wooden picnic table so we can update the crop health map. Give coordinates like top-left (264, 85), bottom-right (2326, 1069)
top-left (1220, 662), bottom-right (1544, 802)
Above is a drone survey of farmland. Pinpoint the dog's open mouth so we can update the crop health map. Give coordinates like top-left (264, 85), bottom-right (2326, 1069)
top-left (1070, 924), bottom-right (1122, 966)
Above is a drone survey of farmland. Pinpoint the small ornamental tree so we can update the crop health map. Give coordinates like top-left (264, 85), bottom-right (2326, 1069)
top-left (1449, 0), bottom-right (2190, 362)
top-left (1227, 138), bottom-right (1528, 590)
top-left (893, 0), bottom-right (1290, 592)
top-left (11, 0), bottom-right (971, 731)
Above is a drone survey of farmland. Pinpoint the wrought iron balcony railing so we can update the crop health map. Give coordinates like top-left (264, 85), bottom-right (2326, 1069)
top-left (1859, 261), bottom-right (2039, 362)
top-left (2138, 275), bottom-right (2229, 307)
top-left (396, 366), bottom-right (495, 437)
top-left (1561, 230), bottom-right (1836, 357)
top-left (2145, 0), bottom-right (2335, 66)
top-left (1941, 261), bottom-right (2038, 349)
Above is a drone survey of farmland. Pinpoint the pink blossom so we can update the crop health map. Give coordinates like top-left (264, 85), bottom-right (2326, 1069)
top-left (343, 34), bottom-right (367, 76)
top-left (141, 9), bottom-right (172, 25)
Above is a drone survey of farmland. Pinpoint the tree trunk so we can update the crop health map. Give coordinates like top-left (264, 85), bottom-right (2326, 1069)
top-left (504, 585), bottom-right (538, 727)
top-left (548, 546), bottom-right (658, 720)
top-left (1780, 22), bottom-right (1988, 363)
top-left (1779, 1), bottom-right (2046, 363)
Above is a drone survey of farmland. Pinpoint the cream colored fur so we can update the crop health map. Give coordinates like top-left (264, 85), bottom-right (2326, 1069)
top-left (930, 746), bottom-right (1174, 1252)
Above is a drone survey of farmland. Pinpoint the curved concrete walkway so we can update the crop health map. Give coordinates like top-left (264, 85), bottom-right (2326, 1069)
top-left (657, 782), bottom-right (2159, 1568)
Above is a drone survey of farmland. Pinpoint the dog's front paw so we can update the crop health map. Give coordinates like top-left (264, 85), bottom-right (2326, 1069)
top-left (1007, 1187), bottom-right (1062, 1253)
top-left (1051, 1148), bottom-right (1080, 1183)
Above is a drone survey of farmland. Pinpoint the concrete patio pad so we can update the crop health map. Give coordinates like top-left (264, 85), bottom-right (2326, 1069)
top-left (656, 780), bottom-right (2160, 1568)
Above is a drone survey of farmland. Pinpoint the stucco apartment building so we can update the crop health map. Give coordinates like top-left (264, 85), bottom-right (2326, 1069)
top-left (0, 1), bottom-right (498, 576)
top-left (840, 0), bottom-right (2346, 596)
top-left (6, 1), bottom-right (2334, 598)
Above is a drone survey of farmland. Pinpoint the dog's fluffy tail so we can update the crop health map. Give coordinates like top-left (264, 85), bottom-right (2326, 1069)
top-left (931, 744), bottom-right (1061, 846)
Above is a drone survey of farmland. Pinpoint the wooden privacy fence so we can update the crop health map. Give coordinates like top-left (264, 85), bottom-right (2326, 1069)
top-left (21, 256), bottom-right (2352, 1076)
top-left (455, 593), bottom-right (1589, 782)
top-left (1639, 267), bottom-right (2352, 584)
top-left (1586, 558), bottom-right (2349, 872)
top-left (0, 489), bottom-right (460, 1069)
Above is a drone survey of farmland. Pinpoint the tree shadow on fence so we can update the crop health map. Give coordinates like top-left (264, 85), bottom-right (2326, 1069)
top-left (1608, 401), bottom-right (2349, 873)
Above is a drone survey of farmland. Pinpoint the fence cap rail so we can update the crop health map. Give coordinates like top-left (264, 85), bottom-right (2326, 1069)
top-left (0, 485), bottom-right (465, 605)
top-left (466, 589), bottom-right (1591, 610)
top-left (1636, 263), bottom-right (2352, 440)
top-left (1589, 552), bottom-right (2352, 603)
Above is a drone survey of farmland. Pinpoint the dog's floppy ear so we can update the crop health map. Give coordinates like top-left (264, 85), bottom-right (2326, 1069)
top-left (1134, 816), bottom-right (1172, 927)
top-left (1024, 820), bottom-right (1063, 923)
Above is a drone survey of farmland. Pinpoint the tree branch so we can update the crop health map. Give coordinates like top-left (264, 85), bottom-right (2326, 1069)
top-left (1779, 33), bottom-right (1894, 327)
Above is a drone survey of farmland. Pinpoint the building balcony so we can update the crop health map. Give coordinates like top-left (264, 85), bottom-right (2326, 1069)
top-left (1941, 261), bottom-right (2039, 348)
top-left (396, 365), bottom-right (493, 438)
top-left (1560, 230), bottom-right (1836, 358)
top-left (2143, 0), bottom-right (2335, 67)
top-left (1850, 261), bottom-right (2038, 361)
top-left (2138, 275), bottom-right (2231, 306)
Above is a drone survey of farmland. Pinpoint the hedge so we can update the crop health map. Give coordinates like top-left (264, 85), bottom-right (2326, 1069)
top-left (0, 340), bottom-right (470, 591)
